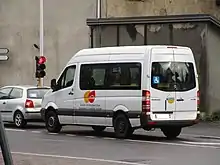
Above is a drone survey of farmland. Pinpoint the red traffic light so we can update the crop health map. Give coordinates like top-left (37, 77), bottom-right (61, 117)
top-left (38, 56), bottom-right (46, 64)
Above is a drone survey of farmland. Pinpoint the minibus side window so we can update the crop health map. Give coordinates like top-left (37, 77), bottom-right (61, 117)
top-left (79, 63), bottom-right (141, 90)
top-left (107, 63), bottom-right (141, 90)
top-left (80, 64), bottom-right (107, 90)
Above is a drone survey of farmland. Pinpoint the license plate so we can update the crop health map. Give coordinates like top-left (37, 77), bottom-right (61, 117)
top-left (156, 114), bottom-right (170, 119)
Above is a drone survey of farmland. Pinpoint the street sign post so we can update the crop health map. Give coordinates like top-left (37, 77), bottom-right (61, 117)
top-left (0, 47), bottom-right (12, 164)
top-left (0, 112), bottom-right (13, 165)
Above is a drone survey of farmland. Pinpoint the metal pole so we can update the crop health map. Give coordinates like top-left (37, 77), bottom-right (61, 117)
top-left (0, 112), bottom-right (13, 165)
top-left (97, 0), bottom-right (102, 47)
top-left (39, 0), bottom-right (44, 87)
top-left (97, 0), bottom-right (101, 19)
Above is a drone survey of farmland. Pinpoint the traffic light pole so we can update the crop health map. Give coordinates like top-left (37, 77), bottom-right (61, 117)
top-left (0, 112), bottom-right (13, 165)
top-left (39, 0), bottom-right (44, 87)
top-left (37, 78), bottom-right (42, 88)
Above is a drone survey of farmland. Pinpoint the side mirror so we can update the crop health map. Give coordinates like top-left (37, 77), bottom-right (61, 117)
top-left (50, 79), bottom-right (57, 91)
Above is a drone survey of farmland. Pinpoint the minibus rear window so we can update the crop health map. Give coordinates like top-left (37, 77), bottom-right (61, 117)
top-left (151, 62), bottom-right (196, 92)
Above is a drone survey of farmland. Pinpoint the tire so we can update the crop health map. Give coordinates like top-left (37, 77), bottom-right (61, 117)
top-left (161, 127), bottom-right (182, 139)
top-left (45, 111), bottom-right (62, 133)
top-left (14, 111), bottom-right (27, 128)
top-left (92, 126), bottom-right (106, 133)
top-left (113, 113), bottom-right (134, 138)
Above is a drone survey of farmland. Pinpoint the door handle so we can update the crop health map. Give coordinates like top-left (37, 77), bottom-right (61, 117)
top-left (68, 91), bottom-right (74, 95)
top-left (165, 99), bottom-right (167, 111)
top-left (3, 102), bottom-right (6, 104)
top-left (177, 98), bottom-right (184, 102)
top-left (151, 98), bottom-right (161, 101)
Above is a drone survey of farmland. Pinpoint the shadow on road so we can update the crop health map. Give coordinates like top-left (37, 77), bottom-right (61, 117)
top-left (4, 122), bottom-right (45, 129)
top-left (4, 122), bottom-right (196, 142)
top-left (59, 129), bottom-right (190, 142)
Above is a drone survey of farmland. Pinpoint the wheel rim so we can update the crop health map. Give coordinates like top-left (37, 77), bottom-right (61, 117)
top-left (15, 114), bottom-right (22, 126)
top-left (48, 116), bottom-right (55, 127)
top-left (118, 119), bottom-right (126, 134)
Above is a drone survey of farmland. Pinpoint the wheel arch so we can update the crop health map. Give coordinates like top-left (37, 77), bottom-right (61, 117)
top-left (112, 105), bottom-right (139, 128)
top-left (13, 109), bottom-right (24, 120)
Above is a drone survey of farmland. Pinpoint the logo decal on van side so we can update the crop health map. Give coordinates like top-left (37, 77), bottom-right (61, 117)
top-left (167, 97), bottom-right (175, 104)
top-left (84, 91), bottom-right (96, 103)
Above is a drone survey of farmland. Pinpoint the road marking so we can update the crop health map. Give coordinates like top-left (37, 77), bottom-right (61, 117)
top-left (48, 133), bottom-right (58, 135)
top-left (182, 133), bottom-right (220, 140)
top-left (85, 136), bottom-right (95, 138)
top-left (66, 134), bottom-right (76, 137)
top-left (11, 152), bottom-right (149, 165)
top-left (103, 137), bottom-right (116, 140)
top-left (181, 141), bottom-right (220, 146)
top-left (5, 128), bottom-right (26, 132)
top-left (38, 138), bottom-right (68, 142)
top-left (31, 131), bottom-right (41, 133)
top-left (125, 139), bottom-right (219, 149)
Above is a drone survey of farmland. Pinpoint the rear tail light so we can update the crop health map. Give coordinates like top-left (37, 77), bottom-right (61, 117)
top-left (25, 99), bottom-right (34, 108)
top-left (197, 91), bottom-right (200, 109)
top-left (142, 90), bottom-right (150, 113)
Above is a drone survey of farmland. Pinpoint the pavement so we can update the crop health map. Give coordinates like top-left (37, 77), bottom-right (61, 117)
top-left (1, 122), bottom-right (220, 165)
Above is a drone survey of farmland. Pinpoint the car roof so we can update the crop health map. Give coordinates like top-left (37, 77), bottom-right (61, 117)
top-left (0, 85), bottom-right (50, 90)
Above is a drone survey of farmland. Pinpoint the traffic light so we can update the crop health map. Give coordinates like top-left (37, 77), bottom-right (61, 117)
top-left (35, 56), bottom-right (46, 78)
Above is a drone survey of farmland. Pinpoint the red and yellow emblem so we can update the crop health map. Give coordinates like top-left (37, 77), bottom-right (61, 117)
top-left (84, 90), bottom-right (96, 103)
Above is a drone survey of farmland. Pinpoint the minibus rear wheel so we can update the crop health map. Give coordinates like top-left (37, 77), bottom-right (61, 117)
top-left (161, 127), bottom-right (182, 139)
top-left (113, 113), bottom-right (133, 138)
top-left (92, 126), bottom-right (106, 133)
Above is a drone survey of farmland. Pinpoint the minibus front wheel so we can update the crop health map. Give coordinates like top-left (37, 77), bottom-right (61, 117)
top-left (46, 110), bottom-right (62, 133)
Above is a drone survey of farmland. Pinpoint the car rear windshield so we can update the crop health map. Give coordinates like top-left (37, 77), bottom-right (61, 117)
top-left (151, 62), bottom-right (196, 92)
top-left (27, 88), bottom-right (49, 99)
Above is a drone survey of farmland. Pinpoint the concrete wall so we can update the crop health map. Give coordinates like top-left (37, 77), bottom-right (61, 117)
top-left (105, 0), bottom-right (220, 19)
top-left (206, 24), bottom-right (220, 113)
top-left (92, 22), bottom-right (208, 111)
top-left (0, 0), bottom-right (96, 87)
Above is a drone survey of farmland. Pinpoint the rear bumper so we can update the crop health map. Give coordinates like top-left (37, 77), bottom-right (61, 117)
top-left (23, 108), bottom-right (43, 121)
top-left (140, 113), bottom-right (200, 129)
top-left (24, 112), bottom-right (42, 121)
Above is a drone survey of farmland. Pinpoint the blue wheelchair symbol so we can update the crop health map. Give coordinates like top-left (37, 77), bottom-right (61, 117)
top-left (153, 76), bottom-right (160, 84)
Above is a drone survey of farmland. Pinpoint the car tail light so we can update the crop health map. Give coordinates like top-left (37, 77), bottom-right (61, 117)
top-left (197, 91), bottom-right (200, 109)
top-left (25, 99), bottom-right (34, 108)
top-left (142, 90), bottom-right (150, 113)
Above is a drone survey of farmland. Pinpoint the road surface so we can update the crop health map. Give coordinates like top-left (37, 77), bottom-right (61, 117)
top-left (2, 122), bottom-right (220, 165)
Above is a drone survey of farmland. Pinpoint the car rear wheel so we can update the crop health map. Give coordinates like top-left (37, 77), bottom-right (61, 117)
top-left (46, 111), bottom-right (62, 133)
top-left (14, 111), bottom-right (27, 128)
top-left (161, 127), bottom-right (182, 139)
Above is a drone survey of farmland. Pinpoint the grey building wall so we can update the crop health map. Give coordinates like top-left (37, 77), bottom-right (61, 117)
top-left (91, 22), bottom-right (210, 112)
top-left (206, 24), bottom-right (220, 113)
top-left (0, 0), bottom-right (97, 87)
top-left (106, 0), bottom-right (220, 19)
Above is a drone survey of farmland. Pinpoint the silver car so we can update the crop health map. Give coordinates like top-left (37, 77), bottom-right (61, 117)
top-left (0, 85), bottom-right (50, 128)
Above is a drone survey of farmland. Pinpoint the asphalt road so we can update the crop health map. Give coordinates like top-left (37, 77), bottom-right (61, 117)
top-left (2, 122), bottom-right (220, 165)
